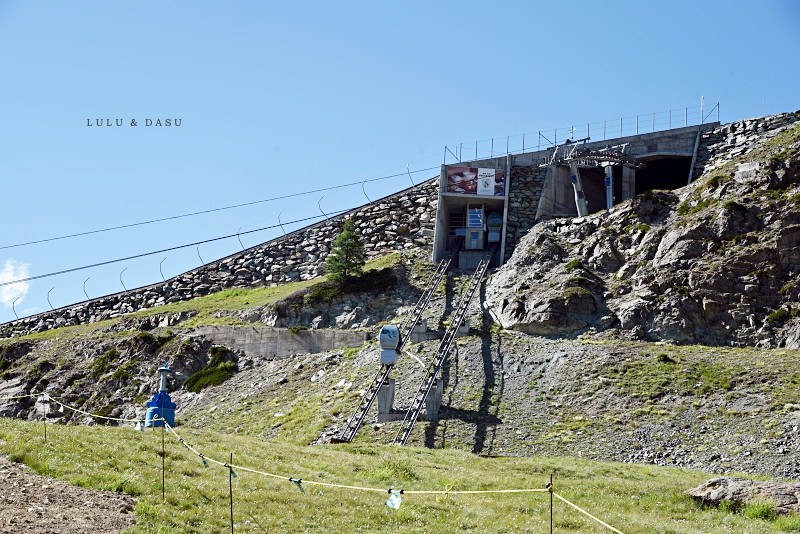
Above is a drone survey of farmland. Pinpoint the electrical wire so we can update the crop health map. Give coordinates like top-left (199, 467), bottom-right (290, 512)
top-left (0, 166), bottom-right (439, 251)
top-left (0, 209), bottom-right (350, 288)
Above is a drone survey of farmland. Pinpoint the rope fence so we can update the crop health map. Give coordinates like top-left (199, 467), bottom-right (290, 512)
top-left (0, 393), bottom-right (625, 533)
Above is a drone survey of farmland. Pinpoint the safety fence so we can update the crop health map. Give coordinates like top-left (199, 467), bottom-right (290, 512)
top-left (443, 101), bottom-right (721, 164)
top-left (1, 392), bottom-right (625, 533)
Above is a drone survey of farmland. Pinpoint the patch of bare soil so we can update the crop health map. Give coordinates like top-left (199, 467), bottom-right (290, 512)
top-left (0, 456), bottom-right (135, 534)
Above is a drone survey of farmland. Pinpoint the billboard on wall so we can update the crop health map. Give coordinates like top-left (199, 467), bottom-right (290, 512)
top-left (446, 167), bottom-right (505, 196)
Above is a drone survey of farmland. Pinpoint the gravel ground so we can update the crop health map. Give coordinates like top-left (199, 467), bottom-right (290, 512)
top-left (0, 456), bottom-right (135, 533)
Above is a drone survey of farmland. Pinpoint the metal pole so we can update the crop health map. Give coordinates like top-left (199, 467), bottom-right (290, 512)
top-left (717, 102), bottom-right (720, 122)
top-left (229, 452), bottom-right (235, 534)
top-left (553, 128), bottom-right (556, 146)
top-left (161, 419), bottom-right (165, 502)
top-left (47, 287), bottom-right (54, 310)
top-left (491, 138), bottom-right (494, 158)
top-left (549, 473), bottom-right (554, 534)
top-left (443, 146), bottom-right (446, 165)
top-left (11, 297), bottom-right (19, 319)
top-left (506, 136), bottom-right (509, 156)
top-left (701, 95), bottom-right (704, 124)
top-left (685, 107), bottom-right (688, 127)
top-left (537, 131), bottom-right (540, 152)
top-left (459, 143), bottom-right (463, 162)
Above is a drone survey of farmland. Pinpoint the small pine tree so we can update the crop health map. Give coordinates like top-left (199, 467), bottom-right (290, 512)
top-left (325, 219), bottom-right (365, 285)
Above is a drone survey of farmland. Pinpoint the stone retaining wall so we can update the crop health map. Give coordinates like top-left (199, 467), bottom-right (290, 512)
top-left (193, 325), bottom-right (368, 360)
top-left (504, 166), bottom-right (547, 261)
top-left (693, 110), bottom-right (800, 179)
top-left (1, 178), bottom-right (439, 338)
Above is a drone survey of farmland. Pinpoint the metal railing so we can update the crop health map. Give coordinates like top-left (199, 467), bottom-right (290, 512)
top-left (443, 101), bottom-right (720, 165)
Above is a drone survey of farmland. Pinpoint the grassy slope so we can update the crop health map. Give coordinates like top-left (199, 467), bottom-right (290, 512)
top-left (3, 418), bottom-right (800, 533)
top-left (3, 253), bottom-right (800, 530)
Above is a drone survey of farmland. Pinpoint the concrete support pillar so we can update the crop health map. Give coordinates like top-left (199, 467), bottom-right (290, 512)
top-left (424, 379), bottom-right (444, 421)
top-left (622, 167), bottom-right (636, 201)
top-left (456, 318), bottom-right (470, 337)
top-left (377, 378), bottom-right (395, 415)
top-left (604, 165), bottom-right (614, 210)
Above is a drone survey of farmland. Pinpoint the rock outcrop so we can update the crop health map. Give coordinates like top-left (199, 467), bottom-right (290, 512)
top-left (488, 111), bottom-right (800, 347)
top-left (690, 477), bottom-right (800, 515)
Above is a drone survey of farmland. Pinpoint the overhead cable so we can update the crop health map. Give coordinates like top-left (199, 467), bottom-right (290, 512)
top-left (0, 209), bottom-right (349, 287)
top-left (0, 166), bottom-right (438, 251)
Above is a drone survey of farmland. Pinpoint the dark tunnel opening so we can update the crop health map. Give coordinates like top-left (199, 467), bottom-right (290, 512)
top-left (635, 156), bottom-right (692, 195)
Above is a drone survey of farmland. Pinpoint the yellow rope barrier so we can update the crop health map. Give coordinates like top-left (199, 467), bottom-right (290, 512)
top-left (164, 422), bottom-right (550, 496)
top-left (0, 393), bottom-right (40, 401)
top-left (43, 394), bottom-right (145, 423)
top-left (13, 394), bottom-right (624, 532)
top-left (553, 492), bottom-right (624, 534)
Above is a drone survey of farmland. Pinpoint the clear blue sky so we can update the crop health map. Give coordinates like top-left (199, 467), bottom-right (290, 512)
top-left (1, 1), bottom-right (798, 324)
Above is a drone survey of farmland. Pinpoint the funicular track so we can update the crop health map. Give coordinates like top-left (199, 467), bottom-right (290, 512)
top-left (393, 246), bottom-right (495, 446)
top-left (332, 256), bottom-right (451, 443)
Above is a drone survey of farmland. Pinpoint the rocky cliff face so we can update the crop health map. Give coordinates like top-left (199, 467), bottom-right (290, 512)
top-left (487, 111), bottom-right (800, 347)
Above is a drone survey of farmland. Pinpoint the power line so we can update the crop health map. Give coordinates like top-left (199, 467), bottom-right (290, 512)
top-left (0, 210), bottom-right (349, 288)
top-left (0, 166), bottom-right (439, 251)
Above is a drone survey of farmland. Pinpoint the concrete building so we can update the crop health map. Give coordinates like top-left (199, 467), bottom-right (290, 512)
top-left (432, 123), bottom-right (719, 266)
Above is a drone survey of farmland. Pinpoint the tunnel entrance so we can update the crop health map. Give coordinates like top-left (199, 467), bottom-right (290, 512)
top-left (634, 156), bottom-right (692, 195)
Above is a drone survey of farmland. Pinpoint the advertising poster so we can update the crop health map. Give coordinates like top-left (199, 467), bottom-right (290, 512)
top-left (446, 167), bottom-right (505, 196)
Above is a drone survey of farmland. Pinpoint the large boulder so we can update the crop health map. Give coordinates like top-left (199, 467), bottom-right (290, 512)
top-left (689, 477), bottom-right (800, 515)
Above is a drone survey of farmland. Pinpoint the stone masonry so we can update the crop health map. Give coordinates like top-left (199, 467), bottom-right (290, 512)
top-left (0, 178), bottom-right (439, 338)
top-left (503, 166), bottom-right (547, 262)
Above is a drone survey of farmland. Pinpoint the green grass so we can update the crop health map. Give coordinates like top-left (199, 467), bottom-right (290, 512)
top-left (2, 418), bottom-right (800, 533)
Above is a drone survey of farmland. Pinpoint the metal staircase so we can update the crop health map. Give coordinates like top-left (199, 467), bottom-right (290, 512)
top-left (332, 256), bottom-right (451, 443)
top-left (392, 246), bottom-right (495, 446)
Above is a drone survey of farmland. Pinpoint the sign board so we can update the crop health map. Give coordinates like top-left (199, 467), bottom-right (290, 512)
top-left (446, 167), bottom-right (505, 196)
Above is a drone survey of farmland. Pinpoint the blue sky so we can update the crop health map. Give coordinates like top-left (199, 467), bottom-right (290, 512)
top-left (0, 1), bottom-right (798, 324)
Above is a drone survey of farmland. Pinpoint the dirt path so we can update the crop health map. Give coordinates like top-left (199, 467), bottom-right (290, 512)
top-left (0, 456), bottom-right (135, 533)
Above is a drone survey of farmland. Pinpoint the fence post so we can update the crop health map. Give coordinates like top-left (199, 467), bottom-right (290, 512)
top-left (549, 473), bottom-right (554, 534)
top-left (229, 453), bottom-right (235, 534)
top-left (161, 416), bottom-right (166, 502)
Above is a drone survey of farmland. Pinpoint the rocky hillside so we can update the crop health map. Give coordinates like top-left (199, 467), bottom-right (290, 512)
top-left (487, 111), bottom-right (800, 347)
top-left (1, 110), bottom-right (800, 491)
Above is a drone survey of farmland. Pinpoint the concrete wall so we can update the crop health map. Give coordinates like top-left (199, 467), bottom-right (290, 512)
top-left (193, 325), bottom-right (368, 359)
